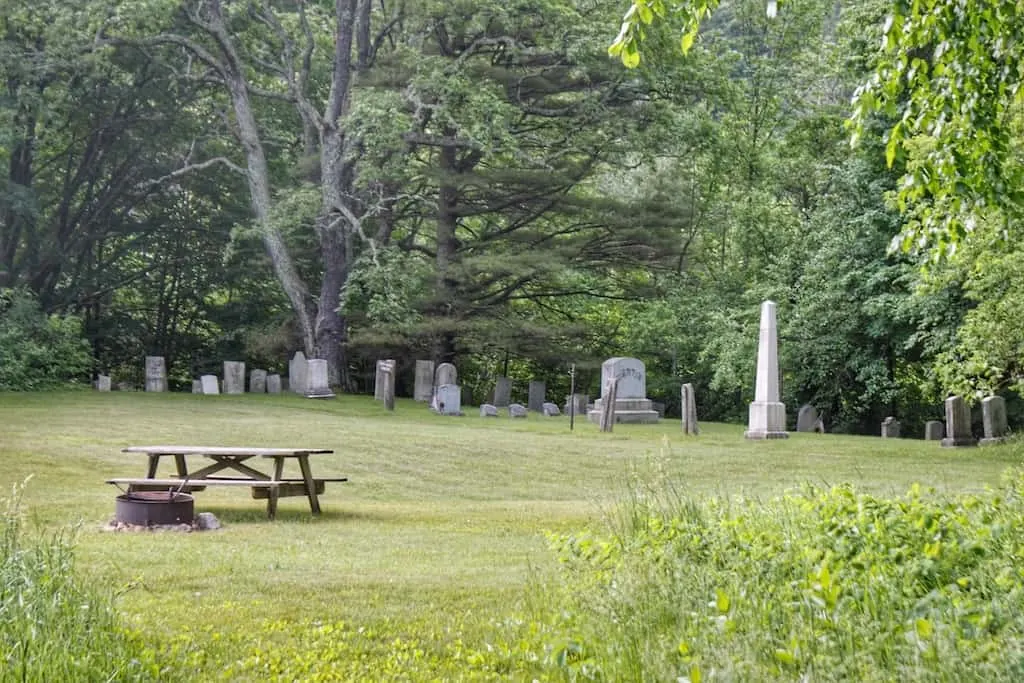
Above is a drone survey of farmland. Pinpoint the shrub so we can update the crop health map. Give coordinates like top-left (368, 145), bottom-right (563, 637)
top-left (0, 289), bottom-right (91, 390)
top-left (513, 462), bottom-right (1024, 681)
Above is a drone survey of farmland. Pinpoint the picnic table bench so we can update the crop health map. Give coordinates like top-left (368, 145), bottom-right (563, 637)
top-left (107, 446), bottom-right (346, 519)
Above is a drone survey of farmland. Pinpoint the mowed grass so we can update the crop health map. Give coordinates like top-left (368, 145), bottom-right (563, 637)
top-left (1, 391), bottom-right (1021, 678)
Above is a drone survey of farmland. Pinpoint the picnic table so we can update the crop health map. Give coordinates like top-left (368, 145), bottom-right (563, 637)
top-left (106, 446), bottom-right (346, 519)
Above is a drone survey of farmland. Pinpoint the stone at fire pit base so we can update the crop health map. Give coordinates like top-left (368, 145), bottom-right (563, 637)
top-left (196, 512), bottom-right (221, 530)
top-left (102, 511), bottom-right (222, 532)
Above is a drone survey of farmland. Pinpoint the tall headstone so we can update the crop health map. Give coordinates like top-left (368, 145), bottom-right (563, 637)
top-left (881, 416), bottom-right (900, 438)
top-left (249, 369), bottom-right (268, 394)
top-left (941, 395), bottom-right (976, 447)
top-left (980, 395), bottom-right (1008, 446)
top-left (414, 360), bottom-right (435, 402)
top-left (493, 377), bottom-right (512, 407)
top-left (565, 394), bottom-right (589, 418)
top-left (435, 363), bottom-right (457, 387)
top-left (587, 357), bottom-right (659, 424)
top-left (796, 405), bottom-right (819, 433)
top-left (289, 351), bottom-right (308, 395)
top-left (745, 301), bottom-right (789, 439)
top-left (375, 359), bottom-right (396, 401)
top-left (681, 383), bottom-right (699, 435)
top-left (598, 378), bottom-right (619, 432)
top-left (432, 383), bottom-right (462, 415)
top-left (382, 365), bottom-right (396, 411)
top-left (200, 375), bottom-right (220, 395)
top-left (223, 361), bottom-right (246, 394)
top-left (191, 379), bottom-right (202, 394)
top-left (924, 420), bottom-right (944, 441)
top-left (144, 356), bottom-right (167, 392)
top-left (96, 375), bottom-right (111, 392)
top-left (305, 359), bottom-right (335, 398)
top-left (528, 381), bottom-right (546, 413)
top-left (266, 374), bottom-right (282, 394)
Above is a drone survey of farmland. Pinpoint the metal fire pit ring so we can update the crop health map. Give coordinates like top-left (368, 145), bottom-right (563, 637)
top-left (115, 490), bottom-right (195, 526)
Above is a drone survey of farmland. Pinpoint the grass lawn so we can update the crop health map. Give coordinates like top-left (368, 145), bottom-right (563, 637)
top-left (1, 391), bottom-right (1021, 679)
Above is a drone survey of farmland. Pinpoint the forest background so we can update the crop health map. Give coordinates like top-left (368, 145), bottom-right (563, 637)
top-left (2, 0), bottom-right (1021, 436)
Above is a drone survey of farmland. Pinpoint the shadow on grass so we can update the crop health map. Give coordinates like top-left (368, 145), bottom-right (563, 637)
top-left (193, 505), bottom-right (379, 525)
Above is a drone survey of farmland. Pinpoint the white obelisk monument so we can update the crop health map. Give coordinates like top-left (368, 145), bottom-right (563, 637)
top-left (745, 300), bottom-right (789, 439)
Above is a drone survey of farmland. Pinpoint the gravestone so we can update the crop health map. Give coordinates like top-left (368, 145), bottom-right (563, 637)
top-left (796, 405), bottom-right (819, 433)
top-left (375, 360), bottom-right (396, 401)
top-left (941, 395), bottom-right (976, 447)
top-left (266, 374), bottom-right (282, 394)
top-left (652, 402), bottom-right (666, 418)
top-left (200, 375), bottom-right (220, 395)
top-left (289, 351), bottom-right (308, 395)
top-left (96, 375), bottom-right (111, 392)
top-left (249, 369), bottom-right (268, 394)
top-left (542, 402), bottom-right (561, 417)
top-left (681, 383), bottom-right (699, 435)
top-left (493, 377), bottom-right (512, 407)
top-left (305, 359), bottom-right (335, 398)
top-left (587, 357), bottom-right (659, 424)
top-left (223, 361), bottom-right (246, 394)
top-left (745, 301), bottom-right (788, 439)
top-left (432, 383), bottom-right (462, 415)
top-left (191, 379), bottom-right (202, 394)
top-left (509, 403), bottom-right (528, 418)
top-left (480, 404), bottom-right (499, 417)
top-left (565, 394), bottom-right (589, 418)
top-left (528, 381), bottom-right (546, 413)
top-left (414, 360), bottom-right (435, 402)
top-left (924, 420), bottom-right (944, 441)
top-left (881, 416), bottom-right (900, 438)
top-left (435, 362), bottom-right (457, 387)
top-left (980, 395), bottom-right (1008, 445)
top-left (598, 378), bottom-right (620, 432)
top-left (381, 366), bottom-right (396, 411)
top-left (144, 356), bottom-right (167, 392)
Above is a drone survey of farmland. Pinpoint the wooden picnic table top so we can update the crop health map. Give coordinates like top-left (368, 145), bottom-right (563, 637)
top-left (122, 445), bottom-right (333, 457)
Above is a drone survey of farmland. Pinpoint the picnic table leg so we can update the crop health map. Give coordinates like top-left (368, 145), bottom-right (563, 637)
top-left (173, 454), bottom-right (189, 478)
top-left (297, 455), bottom-right (321, 515)
top-left (146, 454), bottom-right (160, 478)
top-left (266, 457), bottom-right (285, 520)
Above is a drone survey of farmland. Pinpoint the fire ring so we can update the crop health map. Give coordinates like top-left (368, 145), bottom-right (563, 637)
top-left (115, 491), bottom-right (195, 526)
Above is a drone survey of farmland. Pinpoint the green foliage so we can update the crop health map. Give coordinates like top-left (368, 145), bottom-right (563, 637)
top-left (523, 461), bottom-right (1024, 681)
top-left (0, 480), bottom-right (169, 682)
top-left (0, 290), bottom-right (91, 390)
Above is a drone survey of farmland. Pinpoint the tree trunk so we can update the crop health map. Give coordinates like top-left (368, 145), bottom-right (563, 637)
top-left (435, 134), bottom-right (460, 363)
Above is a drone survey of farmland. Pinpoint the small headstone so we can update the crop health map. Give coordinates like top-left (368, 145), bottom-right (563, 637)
top-left (881, 416), bottom-right (900, 438)
top-left (924, 420), bottom-right (944, 441)
top-left (480, 404), bottom-right (499, 417)
top-left (527, 381), bottom-right (546, 412)
top-left (509, 403), bottom-right (528, 418)
top-left (435, 363), bottom-right (457, 387)
top-left (652, 402), bottom-right (666, 418)
top-left (305, 359), bottom-right (335, 398)
top-left (96, 375), bottom-right (111, 392)
top-left (289, 351), bottom-right (308, 395)
top-left (266, 374), bottom-right (282, 394)
top-left (414, 360), bottom-right (435, 402)
top-left (493, 377), bottom-right (512, 407)
top-left (191, 379), bottom-right (202, 394)
top-left (980, 395), bottom-right (1008, 446)
top-left (796, 405), bottom-right (819, 433)
top-left (542, 402), bottom-right (561, 416)
top-left (144, 356), bottom-right (167, 392)
top-left (200, 375), bottom-right (220, 395)
top-left (941, 395), bottom-right (976, 447)
top-left (432, 383), bottom-right (462, 415)
top-left (565, 394), bottom-right (589, 417)
top-left (681, 383), bottom-right (699, 435)
top-left (599, 378), bottom-right (619, 432)
top-left (375, 359), bottom-right (396, 401)
top-left (249, 369), bottom-right (268, 394)
top-left (223, 361), bottom-right (246, 394)
top-left (195, 512), bottom-right (221, 530)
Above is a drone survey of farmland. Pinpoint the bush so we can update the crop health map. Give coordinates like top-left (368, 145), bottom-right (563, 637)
top-left (0, 481), bottom-right (171, 682)
top-left (0, 290), bottom-right (92, 390)
top-left (510, 460), bottom-right (1024, 681)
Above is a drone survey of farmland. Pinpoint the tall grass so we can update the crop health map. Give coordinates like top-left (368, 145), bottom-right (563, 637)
top-left (512, 453), bottom-right (1024, 681)
top-left (0, 479), bottom-right (169, 682)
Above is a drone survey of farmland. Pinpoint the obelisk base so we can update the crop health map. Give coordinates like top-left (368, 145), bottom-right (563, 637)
top-left (745, 401), bottom-right (789, 440)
